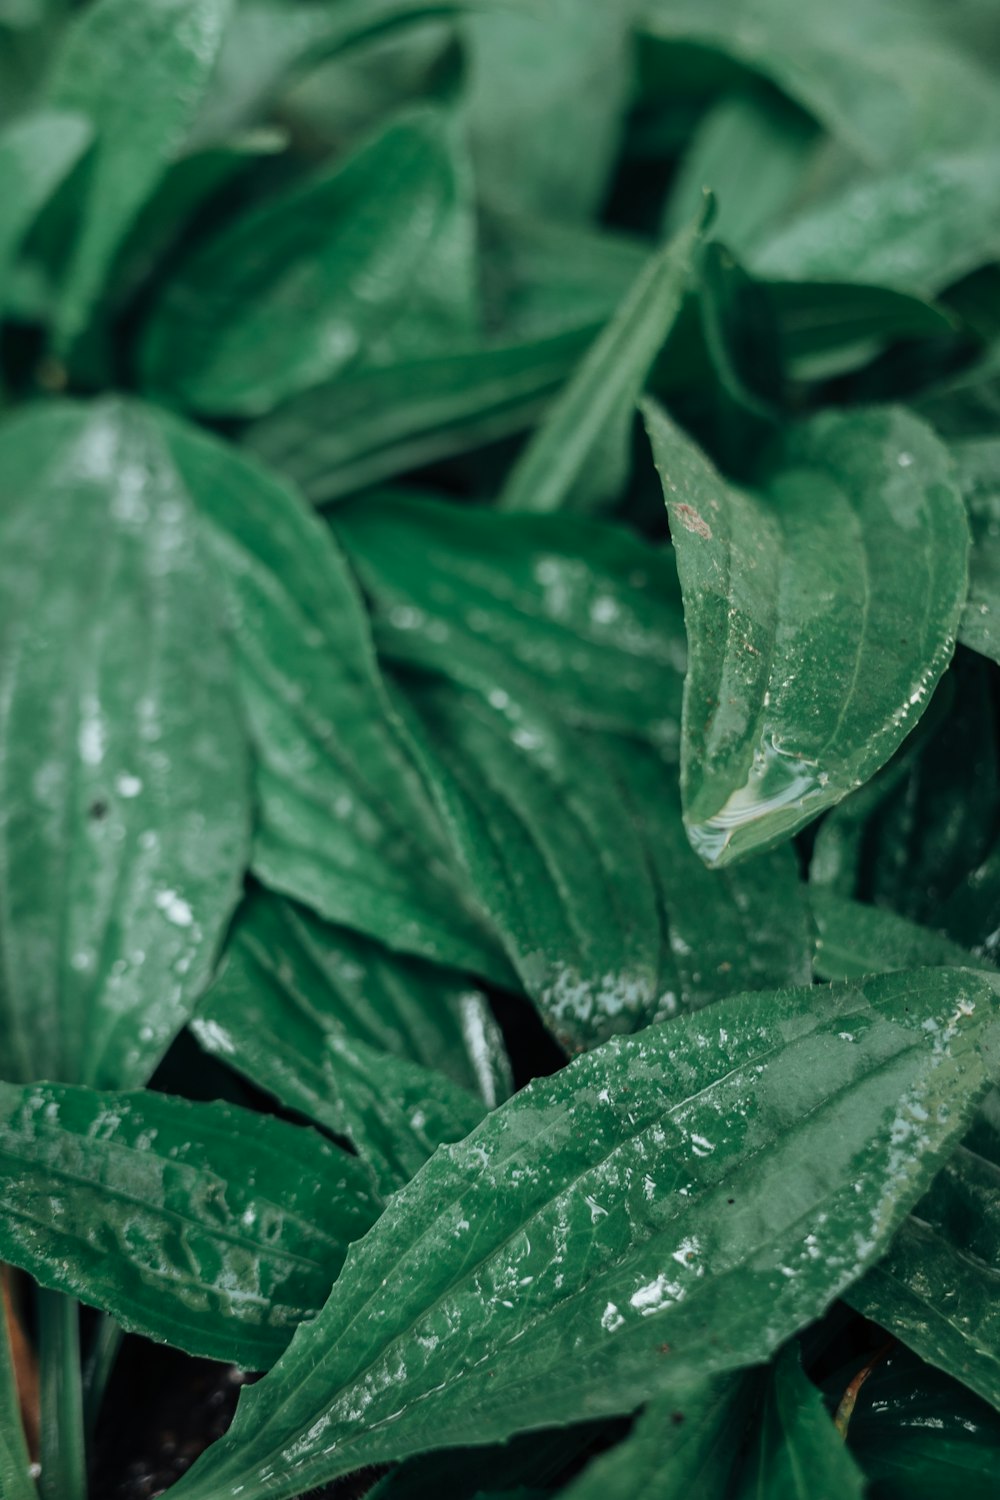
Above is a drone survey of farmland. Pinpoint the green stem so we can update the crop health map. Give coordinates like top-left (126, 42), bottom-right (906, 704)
top-left (0, 1283), bottom-right (37, 1500)
top-left (37, 1290), bottom-right (86, 1500)
top-left (82, 1314), bottom-right (123, 1443)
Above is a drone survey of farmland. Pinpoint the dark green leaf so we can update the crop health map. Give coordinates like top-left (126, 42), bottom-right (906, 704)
top-left (0, 109), bottom-right (91, 298)
top-left (393, 671), bottom-right (664, 1049)
top-left (560, 1377), bottom-right (755, 1500)
top-left (953, 439), bottom-right (1000, 664)
top-left (767, 281), bottom-right (957, 384)
top-left (811, 890), bottom-right (993, 982)
top-left (141, 108), bottom-right (475, 416)
top-left (498, 214), bottom-right (706, 515)
top-left (732, 1344), bottom-right (864, 1499)
top-left (0, 398), bottom-right (251, 1089)
top-left (643, 399), bottom-right (968, 865)
top-left (242, 327), bottom-right (592, 507)
top-left (337, 490), bottom-right (687, 747)
top-left (191, 887), bottom-right (507, 1192)
top-left (46, 0), bottom-right (233, 351)
top-left (170, 967), bottom-right (1000, 1500)
top-left (0, 1083), bottom-right (381, 1368)
top-left (148, 404), bottom-right (506, 978)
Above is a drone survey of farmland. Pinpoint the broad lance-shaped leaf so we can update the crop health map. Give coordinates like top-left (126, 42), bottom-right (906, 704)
top-left (731, 1345), bottom-right (865, 1500)
top-left (498, 212), bottom-right (706, 515)
top-left (0, 1302), bottom-right (35, 1500)
top-left (169, 968), bottom-right (1000, 1500)
top-left (392, 669), bottom-right (664, 1050)
top-left (643, 399), bottom-right (969, 865)
top-left (141, 108), bottom-right (474, 417)
top-left (337, 490), bottom-right (687, 747)
top-left (560, 1376), bottom-right (756, 1500)
top-left (952, 438), bottom-right (1000, 666)
top-left (191, 887), bottom-right (509, 1193)
top-left (242, 327), bottom-right (593, 508)
top-left (0, 1083), bottom-right (381, 1369)
top-left (144, 402), bottom-right (506, 978)
top-left (0, 109), bottom-right (92, 298)
top-left (810, 890), bottom-right (996, 983)
top-left (0, 399), bottom-right (251, 1090)
top-left (45, 0), bottom-right (233, 352)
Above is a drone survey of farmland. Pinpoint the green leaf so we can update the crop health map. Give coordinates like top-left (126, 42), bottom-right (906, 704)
top-left (393, 671), bottom-right (664, 1049)
top-left (0, 1300), bottom-right (35, 1500)
top-left (337, 490), bottom-right (687, 747)
top-left (753, 152), bottom-right (1000, 298)
top-left (498, 213), bottom-right (706, 515)
top-left (732, 1344), bottom-right (865, 1499)
top-left (168, 967), bottom-right (1000, 1500)
top-left (46, 0), bottom-right (233, 352)
top-left (462, 0), bottom-right (630, 224)
top-left (560, 1377), bottom-right (755, 1500)
top-left (0, 399), bottom-right (251, 1089)
top-left (242, 327), bottom-right (593, 507)
top-left (811, 890), bottom-right (993, 982)
top-left (147, 403), bottom-right (505, 978)
top-left (0, 108), bottom-right (92, 299)
top-left (0, 1082), bottom-right (381, 1369)
top-left (767, 281), bottom-right (957, 384)
top-left (141, 108), bottom-right (475, 416)
top-left (953, 439), bottom-right (1000, 664)
top-left (191, 886), bottom-right (507, 1192)
top-left (642, 399), bottom-right (968, 865)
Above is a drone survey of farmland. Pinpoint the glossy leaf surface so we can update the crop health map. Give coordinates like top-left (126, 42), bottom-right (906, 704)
top-left (171, 968), bottom-right (1000, 1500)
top-left (142, 109), bottom-right (473, 415)
top-left (0, 1082), bottom-right (381, 1368)
top-left (499, 215), bottom-right (705, 515)
top-left (643, 399), bottom-right (968, 865)
top-left (733, 1344), bottom-right (865, 1499)
top-left (46, 0), bottom-right (232, 350)
top-left (0, 399), bottom-right (251, 1089)
top-left (150, 406), bottom-right (504, 978)
top-left (338, 491), bottom-right (687, 746)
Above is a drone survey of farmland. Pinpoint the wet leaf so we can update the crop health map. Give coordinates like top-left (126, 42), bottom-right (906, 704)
top-left (0, 1082), bottom-right (381, 1368)
top-left (169, 967), bottom-right (1000, 1500)
top-left (643, 399), bottom-right (969, 865)
top-left (46, 0), bottom-right (233, 351)
top-left (148, 404), bottom-right (505, 978)
top-left (242, 327), bottom-right (592, 508)
top-left (141, 108), bottom-right (474, 416)
top-left (732, 1344), bottom-right (865, 1499)
top-left (337, 490), bottom-right (687, 747)
top-left (0, 398), bottom-right (251, 1090)
top-left (498, 214), bottom-right (706, 515)
top-left (191, 886), bottom-right (507, 1192)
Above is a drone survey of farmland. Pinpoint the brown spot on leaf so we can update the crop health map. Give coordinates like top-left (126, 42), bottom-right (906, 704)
top-left (674, 503), bottom-right (712, 539)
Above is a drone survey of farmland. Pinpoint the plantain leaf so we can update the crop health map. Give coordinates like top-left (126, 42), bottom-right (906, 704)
top-left (168, 967), bottom-right (1000, 1500)
top-left (643, 399), bottom-right (969, 865)
top-left (498, 213), bottom-right (706, 515)
top-left (731, 1344), bottom-right (865, 1499)
top-left (811, 890), bottom-right (994, 982)
top-left (46, 0), bottom-right (233, 352)
top-left (0, 398), bottom-right (251, 1089)
top-left (337, 490), bottom-right (687, 747)
top-left (141, 108), bottom-right (475, 416)
top-left (0, 1083), bottom-right (381, 1369)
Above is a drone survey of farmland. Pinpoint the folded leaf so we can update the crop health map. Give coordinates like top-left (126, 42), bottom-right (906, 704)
top-left (0, 108), bottom-right (91, 296)
top-left (560, 1376), bottom-right (755, 1500)
top-left (338, 491), bottom-right (687, 746)
top-left (242, 327), bottom-right (592, 507)
top-left (149, 404), bottom-right (505, 977)
top-left (498, 213), bottom-right (706, 514)
top-left (141, 108), bottom-right (474, 416)
top-left (643, 399), bottom-right (968, 865)
top-left (169, 967), bottom-right (1000, 1500)
top-left (0, 399), bottom-right (251, 1089)
top-left (0, 1083), bottom-right (381, 1368)
top-left (46, 0), bottom-right (233, 351)
top-left (192, 887), bottom-right (506, 1192)
top-left (732, 1344), bottom-right (865, 1500)
top-left (393, 670), bottom-right (663, 1049)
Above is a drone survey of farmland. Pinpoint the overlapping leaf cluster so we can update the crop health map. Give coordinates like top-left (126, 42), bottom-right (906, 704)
top-left (1, 2), bottom-right (1000, 1497)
